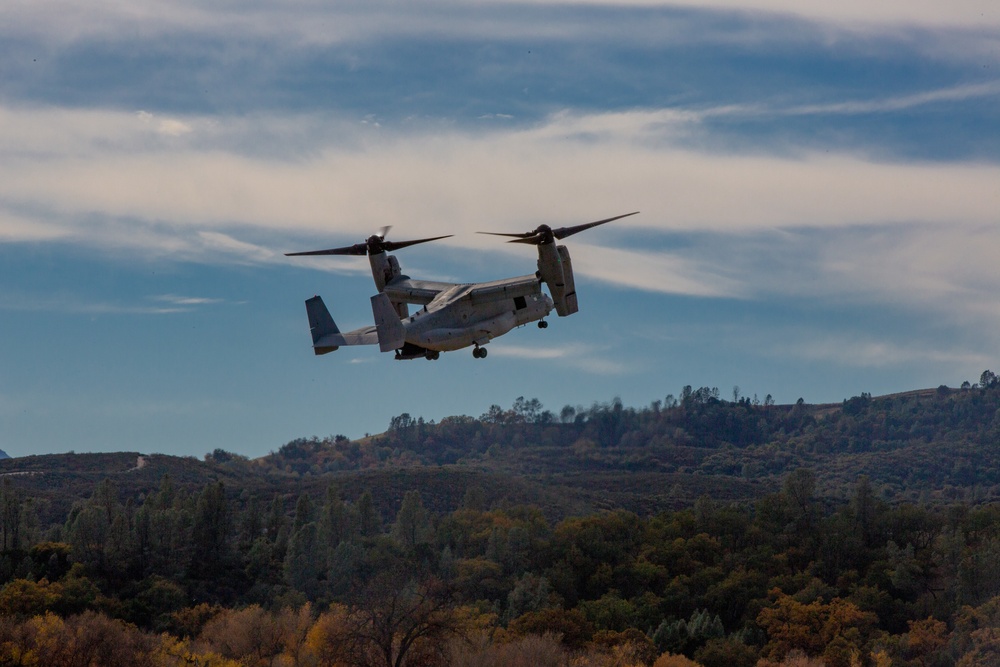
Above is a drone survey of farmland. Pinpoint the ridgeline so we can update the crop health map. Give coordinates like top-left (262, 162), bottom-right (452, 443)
top-left (4, 376), bottom-right (1000, 524)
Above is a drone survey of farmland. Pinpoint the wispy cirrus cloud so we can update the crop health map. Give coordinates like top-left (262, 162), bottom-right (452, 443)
top-left (488, 342), bottom-right (631, 375)
top-left (774, 333), bottom-right (993, 369)
top-left (0, 288), bottom-right (232, 316)
top-left (152, 294), bottom-right (224, 306)
top-left (194, 232), bottom-right (277, 264)
top-left (688, 80), bottom-right (1000, 120)
top-left (660, 0), bottom-right (1000, 28)
top-left (0, 293), bottom-right (186, 315)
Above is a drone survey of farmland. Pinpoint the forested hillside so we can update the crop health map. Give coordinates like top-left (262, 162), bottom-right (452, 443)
top-left (1, 374), bottom-right (999, 666)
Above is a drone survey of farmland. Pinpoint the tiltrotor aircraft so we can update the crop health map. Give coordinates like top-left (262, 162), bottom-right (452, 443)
top-left (285, 211), bottom-right (638, 360)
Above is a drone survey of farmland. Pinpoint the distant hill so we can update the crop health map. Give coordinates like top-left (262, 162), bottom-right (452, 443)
top-left (0, 449), bottom-right (9, 459)
top-left (253, 380), bottom-right (1000, 513)
top-left (4, 378), bottom-right (998, 524)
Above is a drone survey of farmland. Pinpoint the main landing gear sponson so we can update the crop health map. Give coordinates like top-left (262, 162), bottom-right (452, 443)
top-left (473, 346), bottom-right (488, 359)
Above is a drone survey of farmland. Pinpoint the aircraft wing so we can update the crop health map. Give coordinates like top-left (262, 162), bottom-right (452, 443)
top-left (383, 278), bottom-right (457, 305)
top-left (421, 274), bottom-right (542, 309)
top-left (466, 275), bottom-right (542, 305)
top-left (386, 274), bottom-right (541, 309)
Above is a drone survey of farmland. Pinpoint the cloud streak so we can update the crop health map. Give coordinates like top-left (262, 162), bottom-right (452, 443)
top-left (0, 293), bottom-right (188, 316)
top-left (488, 342), bottom-right (630, 375)
top-left (152, 294), bottom-right (224, 306)
top-left (691, 80), bottom-right (1000, 120)
top-left (775, 333), bottom-right (993, 369)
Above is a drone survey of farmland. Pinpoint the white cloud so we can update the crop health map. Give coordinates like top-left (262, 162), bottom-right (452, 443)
top-left (783, 80), bottom-right (1000, 116)
top-left (569, 244), bottom-right (742, 297)
top-left (692, 80), bottom-right (1000, 120)
top-left (5, 104), bottom-right (998, 242)
top-left (620, 0), bottom-right (1000, 29)
top-left (6, 0), bottom-right (999, 48)
top-left (0, 292), bottom-right (188, 315)
top-left (1, 102), bottom-right (999, 331)
top-left (137, 111), bottom-right (194, 138)
top-left (195, 231), bottom-right (277, 263)
top-left (152, 294), bottom-right (224, 306)
top-left (0, 212), bottom-right (69, 241)
top-left (489, 342), bottom-right (631, 374)
top-left (814, 225), bottom-right (1000, 330)
top-left (775, 334), bottom-right (992, 368)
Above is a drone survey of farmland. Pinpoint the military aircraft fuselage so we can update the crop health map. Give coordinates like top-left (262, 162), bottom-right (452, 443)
top-left (402, 284), bottom-right (553, 352)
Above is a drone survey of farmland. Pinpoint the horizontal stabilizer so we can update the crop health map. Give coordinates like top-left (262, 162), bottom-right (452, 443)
top-left (305, 295), bottom-right (380, 354)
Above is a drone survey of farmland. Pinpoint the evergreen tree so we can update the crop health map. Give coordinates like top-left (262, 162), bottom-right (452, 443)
top-left (356, 491), bottom-right (380, 539)
top-left (285, 521), bottom-right (322, 599)
top-left (190, 481), bottom-right (230, 578)
top-left (392, 490), bottom-right (432, 550)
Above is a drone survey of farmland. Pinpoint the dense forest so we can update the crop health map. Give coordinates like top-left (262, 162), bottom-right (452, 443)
top-left (1, 373), bottom-right (1000, 666)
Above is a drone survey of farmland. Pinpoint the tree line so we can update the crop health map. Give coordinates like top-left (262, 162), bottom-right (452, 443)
top-left (260, 374), bottom-right (1000, 508)
top-left (0, 466), bottom-right (999, 664)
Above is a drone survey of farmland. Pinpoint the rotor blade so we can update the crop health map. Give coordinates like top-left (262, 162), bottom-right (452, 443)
top-left (507, 236), bottom-right (544, 245)
top-left (478, 211), bottom-right (639, 244)
top-left (285, 243), bottom-right (368, 257)
top-left (381, 234), bottom-right (453, 251)
top-left (476, 231), bottom-right (538, 239)
top-left (287, 233), bottom-right (451, 257)
top-left (378, 225), bottom-right (392, 240)
top-left (552, 211), bottom-right (639, 240)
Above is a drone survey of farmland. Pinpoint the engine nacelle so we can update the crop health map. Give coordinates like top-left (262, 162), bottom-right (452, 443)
top-left (537, 243), bottom-right (578, 316)
top-left (370, 253), bottom-right (408, 317)
top-left (557, 245), bottom-right (579, 316)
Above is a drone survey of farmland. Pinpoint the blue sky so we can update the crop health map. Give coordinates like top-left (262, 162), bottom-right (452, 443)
top-left (1, 0), bottom-right (998, 458)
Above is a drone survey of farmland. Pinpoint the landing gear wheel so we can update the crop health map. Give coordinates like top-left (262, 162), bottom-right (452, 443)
top-left (473, 346), bottom-right (488, 359)
top-left (538, 320), bottom-right (548, 329)
top-left (425, 351), bottom-right (440, 360)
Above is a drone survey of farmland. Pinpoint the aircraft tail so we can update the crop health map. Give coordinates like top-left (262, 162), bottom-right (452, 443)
top-left (371, 293), bottom-right (405, 352)
top-left (305, 296), bottom-right (341, 355)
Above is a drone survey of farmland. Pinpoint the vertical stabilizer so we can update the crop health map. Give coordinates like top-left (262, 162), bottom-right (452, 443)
top-left (305, 296), bottom-right (340, 354)
top-left (371, 293), bottom-right (405, 352)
